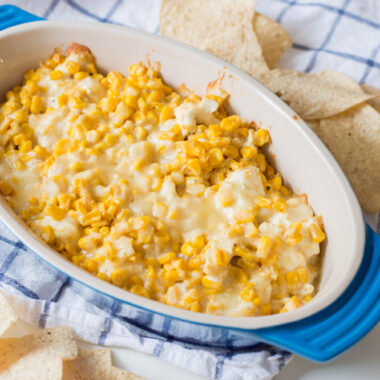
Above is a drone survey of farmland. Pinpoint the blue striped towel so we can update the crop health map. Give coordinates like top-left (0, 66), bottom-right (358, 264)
top-left (1, 1), bottom-right (380, 379)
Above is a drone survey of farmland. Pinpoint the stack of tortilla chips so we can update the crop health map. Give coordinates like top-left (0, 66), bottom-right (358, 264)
top-left (0, 292), bottom-right (143, 379)
top-left (161, 0), bottom-right (380, 214)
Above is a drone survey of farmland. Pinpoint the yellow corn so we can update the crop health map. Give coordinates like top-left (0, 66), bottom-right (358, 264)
top-left (309, 223), bottom-right (326, 243)
top-left (110, 270), bottom-right (127, 286)
top-left (208, 148), bottom-right (223, 167)
top-left (74, 71), bottom-right (89, 80)
top-left (160, 105), bottom-right (173, 122)
top-left (220, 115), bottom-right (241, 132)
top-left (181, 242), bottom-right (196, 257)
top-left (50, 70), bottom-right (63, 80)
top-left (215, 249), bottom-right (229, 266)
top-left (19, 140), bottom-right (32, 153)
top-left (0, 181), bottom-right (12, 196)
top-left (255, 196), bottom-right (272, 208)
top-left (253, 129), bottom-right (270, 146)
top-left (159, 251), bottom-right (176, 265)
top-left (201, 276), bottom-right (222, 290)
top-left (40, 225), bottom-right (55, 244)
top-left (30, 95), bottom-right (43, 114)
top-left (130, 285), bottom-right (150, 298)
top-left (286, 222), bottom-right (303, 246)
top-left (286, 271), bottom-right (299, 286)
top-left (295, 267), bottom-right (309, 283)
top-left (257, 236), bottom-right (272, 259)
top-left (240, 282), bottom-right (256, 302)
top-left (66, 60), bottom-right (80, 75)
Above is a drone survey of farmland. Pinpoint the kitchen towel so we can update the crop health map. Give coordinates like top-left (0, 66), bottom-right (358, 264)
top-left (0, 1), bottom-right (379, 380)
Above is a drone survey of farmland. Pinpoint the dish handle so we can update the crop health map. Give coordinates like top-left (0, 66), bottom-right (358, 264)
top-left (0, 5), bottom-right (43, 31)
top-left (251, 224), bottom-right (380, 361)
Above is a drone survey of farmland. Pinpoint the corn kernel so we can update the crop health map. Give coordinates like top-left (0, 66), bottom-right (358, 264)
top-left (220, 115), bottom-right (241, 132)
top-left (254, 129), bottom-right (270, 147)
top-left (160, 105), bottom-right (173, 123)
top-left (272, 198), bottom-right (286, 212)
top-left (257, 236), bottom-right (272, 259)
top-left (309, 223), bottom-right (326, 243)
top-left (74, 71), bottom-right (89, 80)
top-left (202, 276), bottom-right (222, 290)
top-left (66, 60), bottom-right (80, 75)
top-left (0, 181), bottom-right (12, 196)
top-left (146, 265), bottom-right (156, 279)
top-left (240, 282), bottom-right (256, 302)
top-left (57, 93), bottom-right (68, 107)
top-left (286, 222), bottom-right (303, 246)
top-left (19, 140), bottom-right (32, 153)
top-left (130, 285), bottom-right (150, 298)
top-left (187, 158), bottom-right (202, 176)
top-left (295, 267), bottom-right (309, 284)
top-left (110, 270), bottom-right (127, 286)
top-left (261, 303), bottom-right (272, 315)
top-left (125, 94), bottom-right (138, 108)
top-left (50, 70), bottom-right (63, 80)
top-left (45, 204), bottom-right (66, 221)
top-left (270, 176), bottom-right (282, 191)
top-left (255, 196), bottom-right (272, 208)
top-left (216, 249), bottom-right (229, 266)
top-left (286, 271), bottom-right (299, 286)
top-left (234, 246), bottom-right (255, 261)
top-left (240, 145), bottom-right (257, 160)
top-left (181, 242), bottom-right (196, 257)
top-left (159, 251), bottom-right (176, 265)
top-left (26, 80), bottom-right (39, 95)
top-left (234, 268), bottom-right (248, 283)
top-left (30, 95), bottom-right (43, 114)
top-left (256, 153), bottom-right (267, 172)
top-left (40, 225), bottom-right (55, 244)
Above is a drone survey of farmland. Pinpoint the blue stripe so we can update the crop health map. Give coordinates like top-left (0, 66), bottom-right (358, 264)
top-left (64, 0), bottom-right (124, 25)
top-left (39, 277), bottom-right (67, 329)
top-left (0, 235), bottom-right (26, 250)
top-left (360, 43), bottom-right (380, 83)
top-left (304, 0), bottom-right (350, 73)
top-left (0, 245), bottom-right (20, 273)
top-left (277, 0), bottom-right (380, 29)
top-left (43, 0), bottom-right (60, 18)
top-left (0, 273), bottom-right (39, 299)
top-left (98, 300), bottom-right (119, 345)
top-left (276, 0), bottom-right (295, 23)
top-left (98, 317), bottom-right (112, 345)
top-left (153, 339), bottom-right (165, 357)
top-left (293, 43), bottom-right (380, 70)
top-left (215, 355), bottom-right (226, 379)
top-left (38, 302), bottom-right (51, 328)
top-left (104, 0), bottom-right (122, 22)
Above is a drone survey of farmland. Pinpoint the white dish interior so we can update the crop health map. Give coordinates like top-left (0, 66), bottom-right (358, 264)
top-left (0, 21), bottom-right (365, 329)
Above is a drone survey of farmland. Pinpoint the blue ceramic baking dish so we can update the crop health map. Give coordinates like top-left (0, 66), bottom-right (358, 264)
top-left (0, 5), bottom-right (378, 362)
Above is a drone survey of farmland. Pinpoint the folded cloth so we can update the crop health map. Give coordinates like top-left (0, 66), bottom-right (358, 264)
top-left (1, 1), bottom-right (379, 380)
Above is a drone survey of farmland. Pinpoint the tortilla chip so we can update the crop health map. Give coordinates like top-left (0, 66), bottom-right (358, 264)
top-left (0, 292), bottom-right (17, 336)
top-left (262, 69), bottom-right (375, 120)
top-left (0, 326), bottom-right (77, 379)
top-left (361, 84), bottom-right (380, 112)
top-left (160, 0), bottom-right (268, 79)
top-left (62, 348), bottom-right (144, 380)
top-left (253, 13), bottom-right (292, 69)
top-left (312, 104), bottom-right (380, 213)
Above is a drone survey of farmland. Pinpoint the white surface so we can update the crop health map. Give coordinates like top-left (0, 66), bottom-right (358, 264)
top-left (5, 320), bottom-right (380, 380)
top-left (0, 20), bottom-right (365, 330)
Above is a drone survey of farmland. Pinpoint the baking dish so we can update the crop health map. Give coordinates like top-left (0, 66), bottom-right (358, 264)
top-left (0, 5), bottom-right (378, 361)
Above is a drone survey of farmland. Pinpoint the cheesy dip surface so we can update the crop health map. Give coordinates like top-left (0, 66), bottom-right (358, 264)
top-left (0, 43), bottom-right (326, 317)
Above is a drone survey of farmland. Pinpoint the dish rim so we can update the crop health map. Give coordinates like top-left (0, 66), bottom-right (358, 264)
top-left (0, 20), bottom-right (366, 329)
